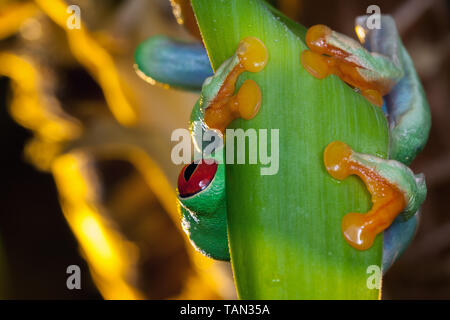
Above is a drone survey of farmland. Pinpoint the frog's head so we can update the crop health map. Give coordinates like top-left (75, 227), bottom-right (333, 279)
top-left (177, 159), bottom-right (226, 216)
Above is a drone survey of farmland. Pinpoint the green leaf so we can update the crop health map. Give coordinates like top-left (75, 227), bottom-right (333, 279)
top-left (192, 0), bottom-right (388, 299)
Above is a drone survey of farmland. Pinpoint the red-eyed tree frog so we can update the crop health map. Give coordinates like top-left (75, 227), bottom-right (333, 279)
top-left (134, 15), bottom-right (430, 273)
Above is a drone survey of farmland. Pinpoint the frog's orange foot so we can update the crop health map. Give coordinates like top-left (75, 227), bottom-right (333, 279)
top-left (301, 24), bottom-right (398, 107)
top-left (324, 141), bottom-right (407, 250)
top-left (205, 37), bottom-right (268, 133)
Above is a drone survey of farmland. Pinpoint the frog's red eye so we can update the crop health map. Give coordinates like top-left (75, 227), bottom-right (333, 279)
top-left (178, 161), bottom-right (218, 198)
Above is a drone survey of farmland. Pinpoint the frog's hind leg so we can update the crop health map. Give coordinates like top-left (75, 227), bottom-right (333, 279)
top-left (324, 141), bottom-right (427, 251)
top-left (177, 156), bottom-right (230, 261)
top-left (356, 15), bottom-right (431, 165)
top-left (204, 37), bottom-right (268, 133)
top-left (301, 22), bottom-right (404, 107)
top-left (382, 211), bottom-right (419, 274)
top-left (354, 16), bottom-right (430, 271)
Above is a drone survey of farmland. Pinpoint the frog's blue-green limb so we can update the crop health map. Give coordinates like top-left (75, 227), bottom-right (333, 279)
top-left (382, 211), bottom-right (419, 274)
top-left (381, 101), bottom-right (388, 116)
top-left (385, 45), bottom-right (431, 165)
top-left (353, 15), bottom-right (429, 272)
top-left (355, 15), bottom-right (431, 165)
top-left (134, 35), bottom-right (213, 91)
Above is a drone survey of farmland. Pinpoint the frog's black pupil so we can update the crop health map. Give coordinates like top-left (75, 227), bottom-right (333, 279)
top-left (184, 163), bottom-right (198, 182)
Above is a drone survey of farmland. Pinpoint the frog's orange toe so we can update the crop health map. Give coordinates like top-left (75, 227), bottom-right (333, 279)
top-left (323, 141), bottom-right (353, 181)
top-left (235, 79), bottom-right (262, 120)
top-left (237, 37), bottom-right (268, 73)
top-left (301, 50), bottom-right (331, 79)
top-left (305, 24), bottom-right (332, 55)
top-left (342, 212), bottom-right (374, 251)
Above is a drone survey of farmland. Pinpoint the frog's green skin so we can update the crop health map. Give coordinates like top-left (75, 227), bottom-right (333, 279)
top-left (176, 15), bottom-right (430, 270)
top-left (354, 16), bottom-right (431, 165)
top-left (178, 151), bottom-right (228, 260)
top-left (177, 53), bottom-right (242, 261)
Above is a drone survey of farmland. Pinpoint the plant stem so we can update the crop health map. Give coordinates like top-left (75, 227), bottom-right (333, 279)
top-left (192, 0), bottom-right (388, 299)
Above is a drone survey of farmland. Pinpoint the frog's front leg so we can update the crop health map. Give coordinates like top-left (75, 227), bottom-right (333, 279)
top-left (176, 37), bottom-right (268, 260)
top-left (134, 35), bottom-right (213, 91)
